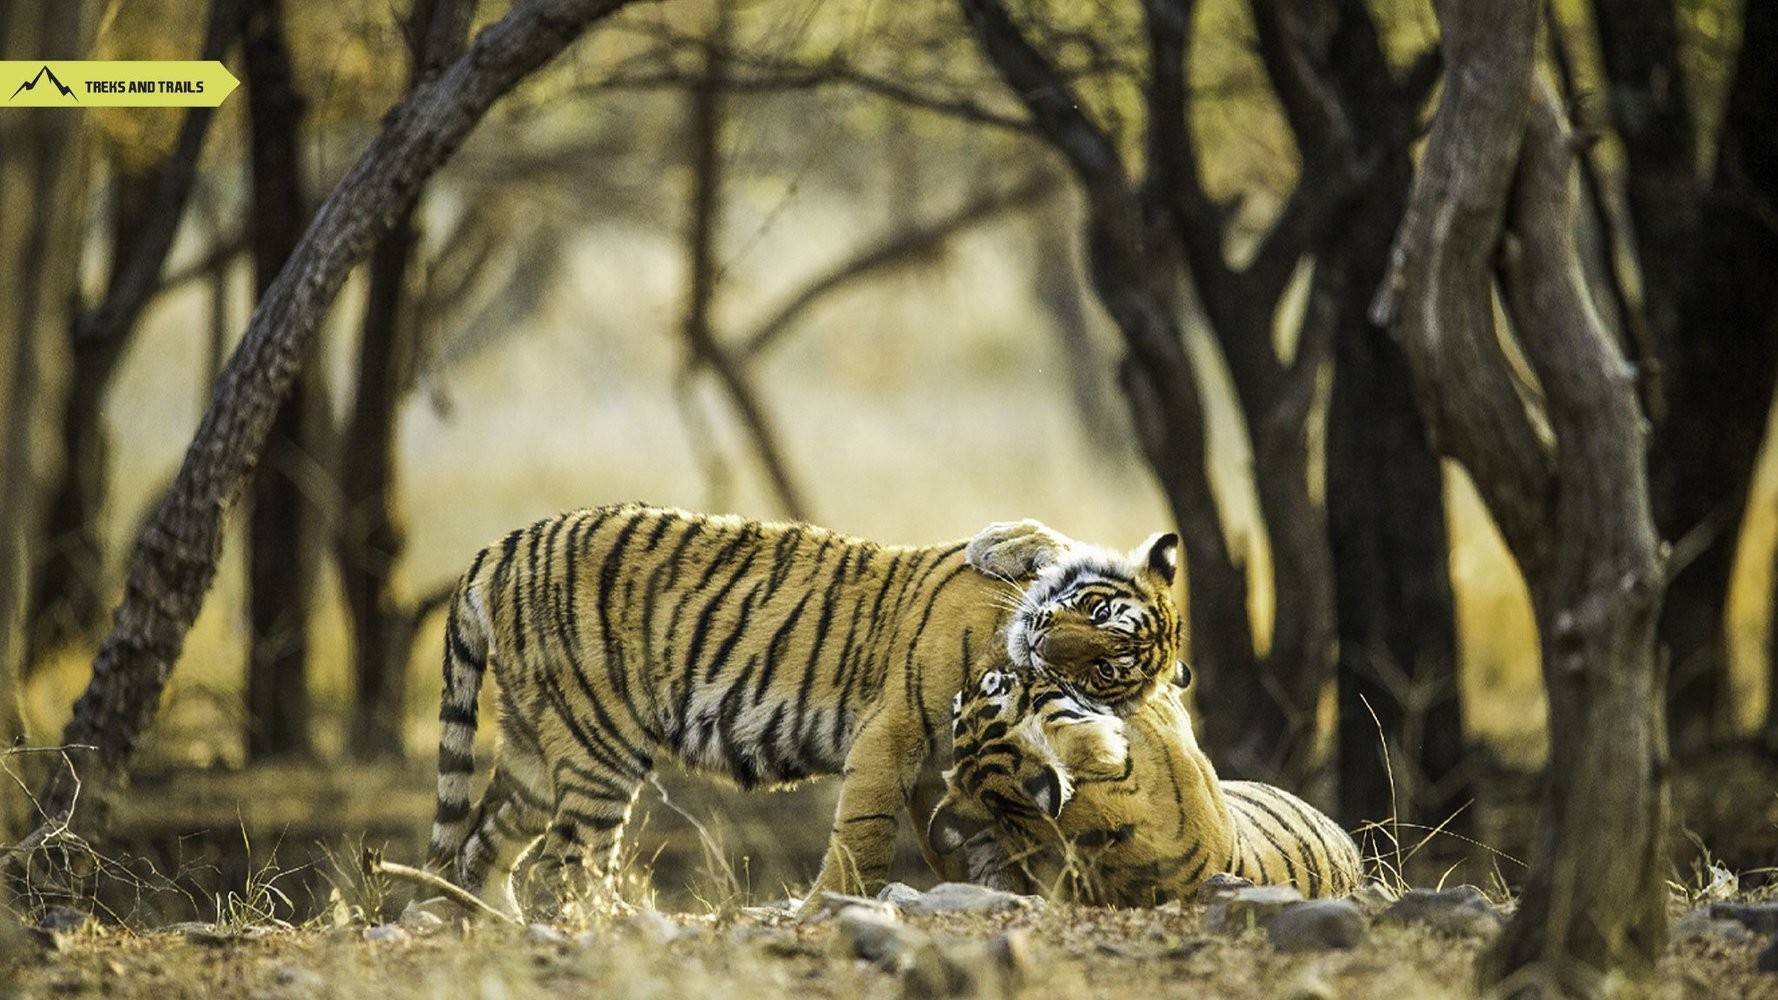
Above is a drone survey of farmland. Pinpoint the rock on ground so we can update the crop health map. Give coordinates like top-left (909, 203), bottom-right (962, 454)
top-left (1374, 886), bottom-right (1502, 939)
top-left (1205, 886), bottom-right (1305, 934)
top-left (1267, 899), bottom-right (1368, 952)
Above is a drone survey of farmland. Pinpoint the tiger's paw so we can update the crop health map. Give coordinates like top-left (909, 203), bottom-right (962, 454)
top-left (966, 519), bottom-right (1074, 581)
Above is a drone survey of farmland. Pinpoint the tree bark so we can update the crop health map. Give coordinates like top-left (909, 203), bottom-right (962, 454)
top-left (963, 0), bottom-right (1353, 786)
top-left (338, 0), bottom-right (475, 760)
top-left (41, 0), bottom-right (639, 820)
top-left (31, 0), bottom-right (235, 666)
top-left (1319, 0), bottom-right (1465, 846)
top-left (1377, 0), bottom-right (1669, 986)
top-left (1656, 0), bottom-right (1778, 754)
top-left (0, 0), bottom-right (91, 833)
top-left (1597, 0), bottom-right (1778, 755)
top-left (241, 0), bottom-right (317, 760)
top-left (30, 168), bottom-right (156, 665)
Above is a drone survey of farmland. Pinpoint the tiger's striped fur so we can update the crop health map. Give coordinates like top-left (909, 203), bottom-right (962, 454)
top-left (968, 521), bottom-right (1184, 709)
top-left (426, 502), bottom-right (1098, 914)
top-left (930, 667), bottom-right (1363, 904)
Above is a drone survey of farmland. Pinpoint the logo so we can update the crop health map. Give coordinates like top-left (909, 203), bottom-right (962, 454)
top-left (2, 62), bottom-right (237, 108)
top-left (8, 65), bottom-right (76, 102)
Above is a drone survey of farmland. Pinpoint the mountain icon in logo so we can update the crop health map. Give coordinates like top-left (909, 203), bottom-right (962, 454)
top-left (9, 65), bottom-right (77, 102)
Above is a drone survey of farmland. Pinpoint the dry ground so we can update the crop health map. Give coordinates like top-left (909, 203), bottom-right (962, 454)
top-left (3, 891), bottom-right (1777, 1000)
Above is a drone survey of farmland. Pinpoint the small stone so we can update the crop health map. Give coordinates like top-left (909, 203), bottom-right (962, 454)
top-left (1376, 886), bottom-right (1502, 938)
top-left (831, 905), bottom-right (923, 969)
top-left (877, 882), bottom-right (926, 909)
top-left (525, 923), bottom-right (569, 947)
top-left (1196, 873), bottom-right (1255, 902)
top-left (892, 882), bottom-right (1034, 916)
top-left (362, 923), bottom-right (411, 944)
top-left (35, 907), bottom-right (90, 935)
top-left (1205, 885), bottom-right (1304, 934)
top-left (1672, 907), bottom-right (1758, 944)
top-left (177, 923), bottom-right (237, 947)
top-left (1758, 933), bottom-right (1778, 974)
top-left (397, 902), bottom-right (447, 935)
top-left (1710, 903), bottom-right (1778, 937)
top-left (812, 892), bottom-right (898, 921)
top-left (1267, 899), bottom-right (1367, 952)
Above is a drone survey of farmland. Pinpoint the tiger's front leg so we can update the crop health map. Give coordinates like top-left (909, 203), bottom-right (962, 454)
top-left (965, 519), bottom-right (1078, 581)
top-left (805, 710), bottom-right (929, 905)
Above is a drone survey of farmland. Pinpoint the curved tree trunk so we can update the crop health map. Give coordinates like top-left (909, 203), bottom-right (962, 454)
top-left (40, 0), bottom-right (640, 821)
top-left (1378, 0), bottom-right (1669, 988)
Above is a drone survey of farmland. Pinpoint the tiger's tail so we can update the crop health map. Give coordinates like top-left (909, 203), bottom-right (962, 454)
top-left (427, 557), bottom-right (495, 873)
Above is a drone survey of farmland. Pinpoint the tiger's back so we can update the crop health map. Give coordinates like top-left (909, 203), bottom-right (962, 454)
top-left (429, 502), bottom-right (1018, 912)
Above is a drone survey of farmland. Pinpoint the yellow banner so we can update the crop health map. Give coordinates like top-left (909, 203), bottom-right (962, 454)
top-left (1, 61), bottom-right (238, 108)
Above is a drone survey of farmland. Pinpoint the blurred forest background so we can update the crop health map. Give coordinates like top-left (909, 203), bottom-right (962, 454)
top-left (0, 0), bottom-right (1773, 921)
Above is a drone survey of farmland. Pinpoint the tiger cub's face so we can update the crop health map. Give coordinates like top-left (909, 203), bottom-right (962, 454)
top-left (1006, 533), bottom-right (1185, 706)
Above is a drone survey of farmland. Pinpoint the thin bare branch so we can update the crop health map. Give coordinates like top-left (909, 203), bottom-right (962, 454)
top-left (678, 11), bottom-right (807, 519)
top-left (152, 234), bottom-right (247, 303)
top-left (73, 0), bottom-right (237, 348)
top-left (737, 171), bottom-right (1062, 361)
top-left (363, 849), bottom-right (521, 925)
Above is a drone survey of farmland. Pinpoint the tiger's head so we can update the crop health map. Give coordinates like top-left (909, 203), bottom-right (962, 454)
top-left (1005, 533), bottom-right (1185, 707)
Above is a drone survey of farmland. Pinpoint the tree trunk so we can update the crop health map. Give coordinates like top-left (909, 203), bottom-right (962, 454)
top-left (677, 9), bottom-right (809, 521)
top-left (1320, 0), bottom-right (1465, 847)
top-left (1657, 0), bottom-right (1778, 754)
top-left (961, 0), bottom-right (1344, 787)
top-left (0, 0), bottom-right (91, 834)
top-left (241, 0), bottom-right (317, 760)
top-left (40, 0), bottom-right (639, 821)
top-left (1596, 0), bottom-right (1778, 755)
top-left (1377, 0), bottom-right (1669, 985)
top-left (339, 0), bottom-right (474, 760)
top-left (1484, 75), bottom-right (1669, 992)
top-left (28, 1), bottom-right (235, 669)
top-left (30, 168), bottom-right (156, 664)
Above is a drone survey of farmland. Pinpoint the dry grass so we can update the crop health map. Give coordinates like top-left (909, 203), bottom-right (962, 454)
top-left (4, 887), bottom-right (1776, 1000)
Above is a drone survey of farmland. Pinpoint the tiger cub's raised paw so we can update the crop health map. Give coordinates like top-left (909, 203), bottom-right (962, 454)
top-left (966, 519), bottom-right (1076, 581)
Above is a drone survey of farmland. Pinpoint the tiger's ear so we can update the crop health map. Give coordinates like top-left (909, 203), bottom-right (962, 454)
top-left (1138, 532), bottom-right (1180, 584)
top-left (1022, 767), bottom-right (1067, 820)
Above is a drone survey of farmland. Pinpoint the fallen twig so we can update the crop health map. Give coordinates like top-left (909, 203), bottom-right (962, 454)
top-left (361, 848), bottom-right (521, 926)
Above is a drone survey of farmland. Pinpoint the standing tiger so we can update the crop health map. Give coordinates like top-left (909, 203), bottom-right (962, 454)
top-left (929, 531), bottom-right (1362, 903)
top-left (425, 502), bottom-right (1179, 915)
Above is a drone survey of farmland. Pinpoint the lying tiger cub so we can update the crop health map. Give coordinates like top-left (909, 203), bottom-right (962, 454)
top-left (931, 528), bottom-right (1362, 904)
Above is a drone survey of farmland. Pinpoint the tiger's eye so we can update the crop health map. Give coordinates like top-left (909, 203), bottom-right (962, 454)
top-left (1091, 603), bottom-right (1111, 625)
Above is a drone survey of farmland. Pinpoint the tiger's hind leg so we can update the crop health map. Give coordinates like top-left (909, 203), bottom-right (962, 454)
top-left (456, 762), bottom-right (551, 918)
top-left (526, 762), bottom-right (649, 917)
top-left (455, 710), bottom-right (554, 917)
